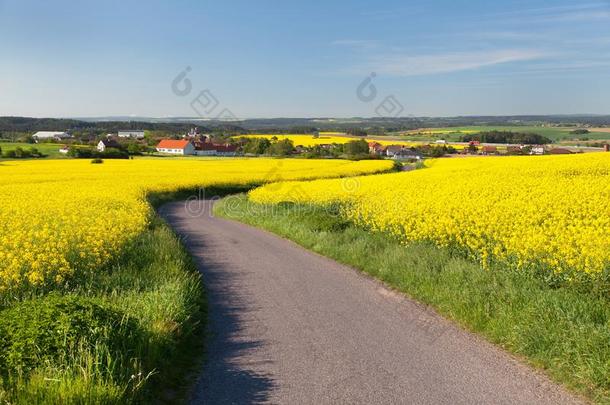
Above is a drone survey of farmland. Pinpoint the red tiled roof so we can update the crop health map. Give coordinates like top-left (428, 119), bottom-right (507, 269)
top-left (216, 144), bottom-right (237, 152)
top-left (197, 143), bottom-right (217, 150)
top-left (195, 143), bottom-right (237, 152)
top-left (157, 139), bottom-right (191, 149)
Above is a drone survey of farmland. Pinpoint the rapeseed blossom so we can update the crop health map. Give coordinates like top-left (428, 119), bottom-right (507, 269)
top-left (0, 158), bottom-right (391, 291)
top-left (250, 154), bottom-right (610, 276)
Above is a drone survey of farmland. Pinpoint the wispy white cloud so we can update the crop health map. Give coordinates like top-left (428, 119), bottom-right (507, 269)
top-left (363, 49), bottom-right (548, 76)
top-left (538, 9), bottom-right (610, 22)
top-left (467, 31), bottom-right (555, 41)
top-left (564, 36), bottom-right (610, 45)
top-left (493, 2), bottom-right (610, 23)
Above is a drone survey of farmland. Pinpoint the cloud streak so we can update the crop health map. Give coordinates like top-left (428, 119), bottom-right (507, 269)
top-left (363, 49), bottom-right (548, 76)
top-left (492, 2), bottom-right (610, 24)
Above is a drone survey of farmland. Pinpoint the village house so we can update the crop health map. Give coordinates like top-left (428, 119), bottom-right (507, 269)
top-left (548, 148), bottom-right (573, 155)
top-left (194, 142), bottom-right (217, 156)
top-left (156, 139), bottom-right (195, 155)
top-left (481, 145), bottom-right (498, 155)
top-left (506, 145), bottom-right (523, 155)
top-left (393, 149), bottom-right (423, 161)
top-left (368, 142), bottom-right (385, 155)
top-left (530, 145), bottom-right (545, 155)
top-left (58, 145), bottom-right (70, 154)
top-left (118, 130), bottom-right (145, 139)
top-left (97, 138), bottom-right (122, 152)
top-left (384, 145), bottom-right (403, 157)
top-left (214, 144), bottom-right (238, 156)
top-left (32, 131), bottom-right (72, 141)
top-left (193, 140), bottom-right (238, 156)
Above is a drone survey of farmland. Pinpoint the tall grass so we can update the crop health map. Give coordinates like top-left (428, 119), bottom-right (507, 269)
top-left (215, 196), bottom-right (610, 403)
top-left (0, 217), bottom-right (205, 404)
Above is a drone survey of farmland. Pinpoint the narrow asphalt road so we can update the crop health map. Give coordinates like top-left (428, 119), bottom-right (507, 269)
top-left (159, 201), bottom-right (583, 405)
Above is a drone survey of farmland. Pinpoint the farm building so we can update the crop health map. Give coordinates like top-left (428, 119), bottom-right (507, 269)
top-left (97, 138), bottom-right (122, 152)
top-left (368, 142), bottom-right (384, 155)
top-left (193, 141), bottom-right (238, 156)
top-left (214, 144), bottom-right (238, 156)
top-left (530, 146), bottom-right (545, 155)
top-left (118, 130), bottom-right (145, 139)
top-left (384, 145), bottom-right (403, 157)
top-left (32, 131), bottom-right (71, 141)
top-left (393, 149), bottom-right (423, 161)
top-left (548, 148), bottom-right (573, 155)
top-left (506, 146), bottom-right (523, 155)
top-left (156, 139), bottom-right (195, 155)
top-left (481, 146), bottom-right (498, 155)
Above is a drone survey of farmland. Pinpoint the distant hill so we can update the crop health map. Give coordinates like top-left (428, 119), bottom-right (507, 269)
top-left (1, 115), bottom-right (609, 134)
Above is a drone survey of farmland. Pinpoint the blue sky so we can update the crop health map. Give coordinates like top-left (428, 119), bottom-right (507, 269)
top-left (1, 0), bottom-right (609, 118)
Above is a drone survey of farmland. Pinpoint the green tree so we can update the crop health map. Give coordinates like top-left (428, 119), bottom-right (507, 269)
top-left (346, 128), bottom-right (368, 137)
top-left (127, 143), bottom-right (143, 155)
top-left (243, 138), bottom-right (271, 155)
top-left (268, 139), bottom-right (294, 156)
top-left (344, 139), bottom-right (369, 156)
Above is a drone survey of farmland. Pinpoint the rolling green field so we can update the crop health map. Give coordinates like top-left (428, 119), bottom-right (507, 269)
top-left (0, 142), bottom-right (66, 159)
top-left (399, 126), bottom-right (610, 142)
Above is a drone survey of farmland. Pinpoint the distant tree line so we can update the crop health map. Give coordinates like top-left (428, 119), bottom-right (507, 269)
top-left (3, 116), bottom-right (609, 142)
top-left (0, 117), bottom-right (211, 134)
top-left (461, 131), bottom-right (552, 145)
top-left (67, 147), bottom-right (130, 159)
top-left (241, 137), bottom-right (295, 156)
top-left (239, 137), bottom-right (380, 159)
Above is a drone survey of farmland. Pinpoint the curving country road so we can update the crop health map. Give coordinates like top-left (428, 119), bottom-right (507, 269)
top-left (159, 201), bottom-right (582, 405)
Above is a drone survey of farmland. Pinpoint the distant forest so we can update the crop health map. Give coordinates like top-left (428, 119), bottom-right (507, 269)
top-left (1, 115), bottom-right (609, 136)
top-left (0, 117), bottom-right (210, 133)
top-left (461, 131), bottom-right (553, 145)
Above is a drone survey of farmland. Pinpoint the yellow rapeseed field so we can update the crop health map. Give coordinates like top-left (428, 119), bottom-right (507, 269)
top-left (0, 158), bottom-right (392, 291)
top-left (250, 154), bottom-right (610, 276)
top-left (234, 134), bottom-right (467, 149)
top-left (235, 134), bottom-right (357, 147)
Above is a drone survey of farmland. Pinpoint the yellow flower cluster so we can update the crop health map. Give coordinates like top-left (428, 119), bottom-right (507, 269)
top-left (250, 154), bottom-right (610, 275)
top-left (0, 158), bottom-right (392, 291)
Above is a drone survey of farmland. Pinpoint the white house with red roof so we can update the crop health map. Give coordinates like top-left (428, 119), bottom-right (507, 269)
top-left (156, 139), bottom-right (195, 155)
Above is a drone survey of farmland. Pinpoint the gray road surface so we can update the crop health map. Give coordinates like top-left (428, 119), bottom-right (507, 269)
top-left (159, 201), bottom-right (583, 405)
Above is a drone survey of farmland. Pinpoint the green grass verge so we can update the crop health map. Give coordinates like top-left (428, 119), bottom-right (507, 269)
top-left (0, 216), bottom-right (205, 404)
top-left (215, 196), bottom-right (609, 403)
top-left (0, 142), bottom-right (67, 159)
